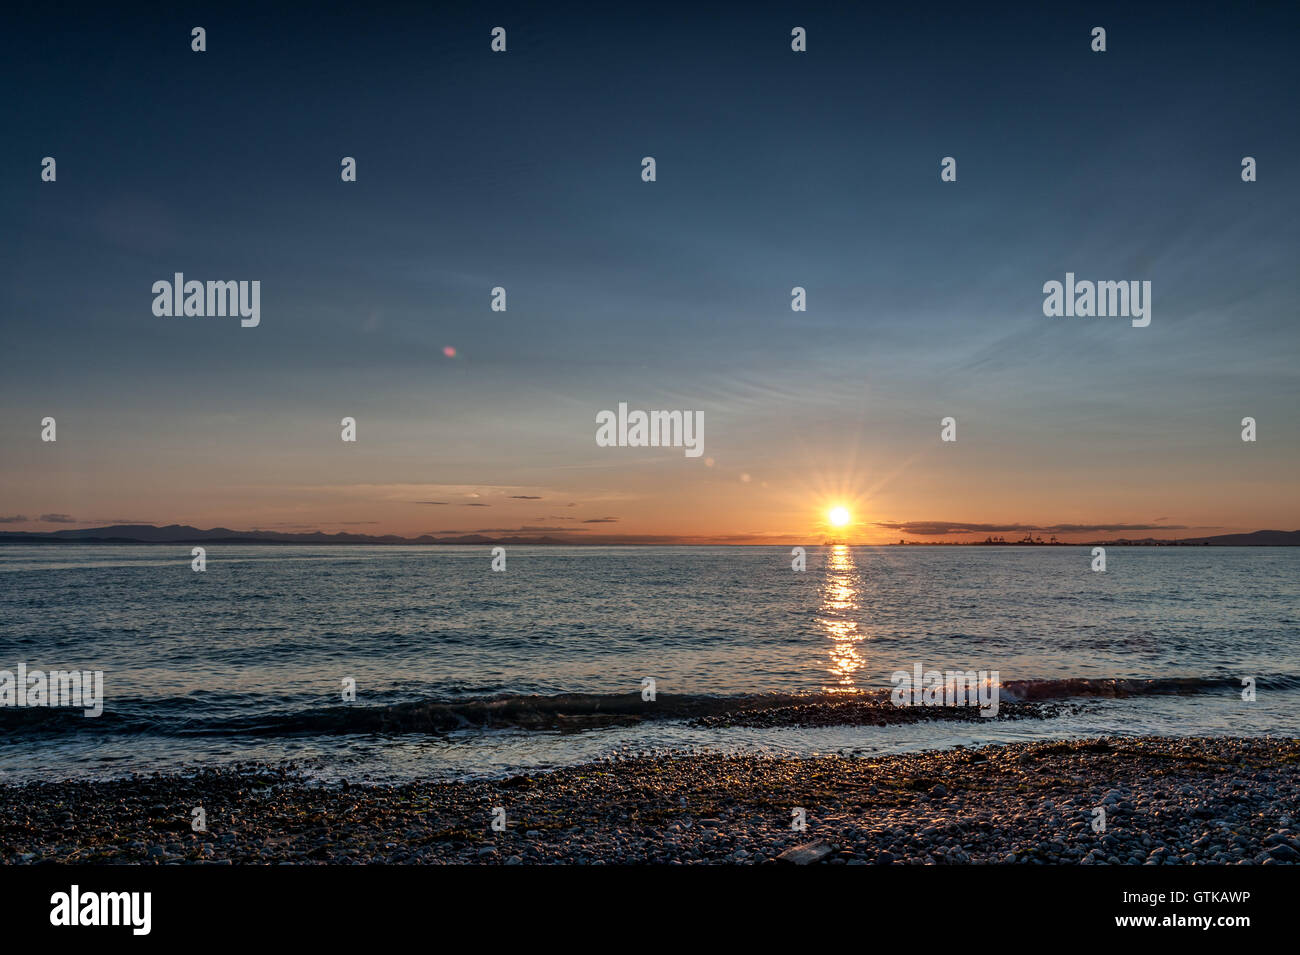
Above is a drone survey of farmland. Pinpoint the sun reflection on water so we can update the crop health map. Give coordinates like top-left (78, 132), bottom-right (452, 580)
top-left (816, 544), bottom-right (866, 693)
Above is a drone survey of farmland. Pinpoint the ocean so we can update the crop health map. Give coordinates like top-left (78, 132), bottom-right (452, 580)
top-left (1, 544), bottom-right (1296, 782)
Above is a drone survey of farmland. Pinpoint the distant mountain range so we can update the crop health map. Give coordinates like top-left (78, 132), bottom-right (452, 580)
top-left (0, 524), bottom-right (1297, 546)
top-left (0, 524), bottom-right (580, 546)
top-left (1115, 530), bottom-right (1300, 546)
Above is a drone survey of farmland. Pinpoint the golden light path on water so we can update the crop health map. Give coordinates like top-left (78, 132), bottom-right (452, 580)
top-left (816, 544), bottom-right (866, 692)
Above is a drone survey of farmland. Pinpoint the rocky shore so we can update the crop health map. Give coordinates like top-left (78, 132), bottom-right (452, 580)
top-left (2, 736), bottom-right (1297, 865)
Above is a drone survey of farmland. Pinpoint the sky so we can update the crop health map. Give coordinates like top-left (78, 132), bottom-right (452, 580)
top-left (1, 1), bottom-right (1296, 543)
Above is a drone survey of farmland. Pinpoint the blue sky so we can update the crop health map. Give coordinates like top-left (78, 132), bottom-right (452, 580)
top-left (1, 1), bottom-right (1296, 540)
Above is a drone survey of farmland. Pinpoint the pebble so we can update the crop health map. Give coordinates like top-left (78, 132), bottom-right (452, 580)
top-left (0, 736), bottom-right (1294, 866)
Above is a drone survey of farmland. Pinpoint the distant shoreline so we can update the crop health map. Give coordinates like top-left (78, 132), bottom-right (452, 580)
top-left (2, 525), bottom-right (1297, 547)
top-left (1, 538), bottom-right (1296, 547)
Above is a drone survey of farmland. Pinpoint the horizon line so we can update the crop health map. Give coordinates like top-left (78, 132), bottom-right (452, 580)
top-left (1, 523), bottom-right (1297, 547)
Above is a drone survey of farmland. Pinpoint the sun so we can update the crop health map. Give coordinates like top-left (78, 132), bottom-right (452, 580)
top-left (828, 506), bottom-right (851, 527)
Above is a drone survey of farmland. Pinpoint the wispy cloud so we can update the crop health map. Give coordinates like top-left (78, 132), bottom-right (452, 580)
top-left (876, 521), bottom-right (1189, 536)
top-left (469, 526), bottom-right (585, 533)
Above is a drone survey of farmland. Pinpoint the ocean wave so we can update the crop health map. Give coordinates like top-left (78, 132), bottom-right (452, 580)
top-left (2, 672), bottom-right (1294, 738)
top-left (998, 674), bottom-right (1300, 701)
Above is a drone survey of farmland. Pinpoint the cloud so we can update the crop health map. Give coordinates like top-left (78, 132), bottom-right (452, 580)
top-left (470, 526), bottom-right (585, 533)
top-left (582, 517), bottom-right (618, 523)
top-left (875, 521), bottom-right (1189, 536)
top-left (509, 495), bottom-right (542, 500)
top-left (0, 515), bottom-right (29, 523)
top-left (38, 513), bottom-right (77, 524)
top-left (414, 501), bottom-right (449, 505)
top-left (462, 502), bottom-right (490, 507)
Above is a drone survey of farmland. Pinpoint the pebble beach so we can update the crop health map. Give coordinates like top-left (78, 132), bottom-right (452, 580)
top-left (3, 735), bottom-right (1297, 865)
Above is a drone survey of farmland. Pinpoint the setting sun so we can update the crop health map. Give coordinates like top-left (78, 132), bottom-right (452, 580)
top-left (828, 506), bottom-right (851, 527)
